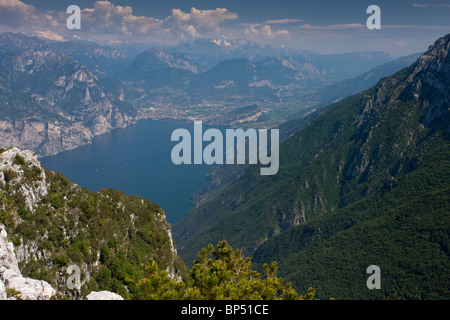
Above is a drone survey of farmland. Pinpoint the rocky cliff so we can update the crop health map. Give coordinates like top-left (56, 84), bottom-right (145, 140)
top-left (0, 147), bottom-right (185, 299)
top-left (0, 35), bottom-right (137, 157)
top-left (0, 224), bottom-right (55, 300)
top-left (173, 35), bottom-right (450, 300)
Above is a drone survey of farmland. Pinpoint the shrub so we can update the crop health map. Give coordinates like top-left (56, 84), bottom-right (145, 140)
top-left (13, 154), bottom-right (25, 166)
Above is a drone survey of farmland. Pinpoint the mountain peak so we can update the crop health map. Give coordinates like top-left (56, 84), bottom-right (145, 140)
top-left (34, 30), bottom-right (66, 42)
top-left (414, 33), bottom-right (450, 74)
top-left (0, 32), bottom-right (48, 52)
top-left (129, 47), bottom-right (199, 74)
top-left (402, 33), bottom-right (450, 133)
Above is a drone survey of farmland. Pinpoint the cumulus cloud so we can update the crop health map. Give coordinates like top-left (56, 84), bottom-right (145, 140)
top-left (80, 1), bottom-right (162, 35)
top-left (0, 0), bottom-right (40, 27)
top-left (244, 23), bottom-right (290, 42)
top-left (163, 7), bottom-right (238, 40)
top-left (0, 1), bottom-right (239, 44)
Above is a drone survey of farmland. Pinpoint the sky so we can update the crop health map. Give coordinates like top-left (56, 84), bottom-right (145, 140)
top-left (0, 0), bottom-right (449, 56)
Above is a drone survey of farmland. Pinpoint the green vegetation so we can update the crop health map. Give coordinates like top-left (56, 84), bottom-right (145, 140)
top-left (174, 35), bottom-right (450, 299)
top-left (5, 287), bottom-right (23, 300)
top-left (1, 159), bottom-right (187, 299)
top-left (133, 240), bottom-right (315, 300)
top-left (253, 138), bottom-right (449, 299)
top-left (1, 154), bottom-right (314, 300)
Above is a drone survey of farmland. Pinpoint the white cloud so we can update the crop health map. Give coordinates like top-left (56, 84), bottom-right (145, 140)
top-left (296, 23), bottom-right (365, 30)
top-left (163, 7), bottom-right (238, 40)
top-left (264, 19), bottom-right (303, 25)
top-left (80, 1), bottom-right (162, 35)
top-left (0, 0), bottom-right (39, 27)
top-left (244, 23), bottom-right (289, 41)
top-left (412, 3), bottom-right (450, 8)
top-left (0, 1), bottom-right (239, 44)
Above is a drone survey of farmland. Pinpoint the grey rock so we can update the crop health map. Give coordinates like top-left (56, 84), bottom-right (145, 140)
top-left (86, 291), bottom-right (124, 300)
top-left (0, 37), bottom-right (137, 157)
top-left (0, 224), bottom-right (56, 300)
top-left (0, 147), bottom-right (48, 211)
top-left (0, 278), bottom-right (6, 300)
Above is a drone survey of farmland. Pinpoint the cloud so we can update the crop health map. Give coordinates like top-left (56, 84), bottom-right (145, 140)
top-left (0, 0), bottom-right (39, 27)
top-left (264, 19), bottom-right (303, 25)
top-left (296, 23), bottom-right (365, 30)
top-left (81, 1), bottom-right (162, 35)
top-left (412, 3), bottom-right (450, 8)
top-left (0, 1), bottom-right (239, 44)
top-left (244, 24), bottom-right (289, 41)
top-left (163, 7), bottom-right (238, 40)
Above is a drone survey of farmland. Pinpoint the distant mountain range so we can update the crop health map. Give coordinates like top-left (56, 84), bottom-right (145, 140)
top-left (0, 29), bottom-right (449, 301)
top-left (309, 52), bottom-right (423, 106)
top-left (0, 35), bottom-right (136, 157)
top-left (0, 32), bottom-right (407, 156)
top-left (121, 44), bottom-right (393, 114)
top-left (173, 34), bottom-right (450, 299)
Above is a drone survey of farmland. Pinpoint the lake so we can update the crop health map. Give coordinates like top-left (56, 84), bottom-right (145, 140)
top-left (40, 119), bottom-right (217, 224)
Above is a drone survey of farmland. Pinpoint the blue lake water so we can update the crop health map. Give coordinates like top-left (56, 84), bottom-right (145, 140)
top-left (40, 119), bottom-right (217, 224)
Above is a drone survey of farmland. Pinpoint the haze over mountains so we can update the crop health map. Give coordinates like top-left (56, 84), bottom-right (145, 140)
top-left (0, 31), bottom-right (410, 156)
top-left (0, 29), bottom-right (449, 300)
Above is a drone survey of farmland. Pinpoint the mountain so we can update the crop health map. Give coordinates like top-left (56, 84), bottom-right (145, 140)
top-left (0, 32), bottom-right (419, 158)
top-left (191, 56), bottom-right (325, 94)
top-left (302, 51), bottom-right (393, 82)
top-left (128, 47), bottom-right (200, 75)
top-left (0, 147), bottom-right (186, 299)
top-left (119, 41), bottom-right (396, 125)
top-left (48, 41), bottom-right (129, 78)
top-left (166, 38), bottom-right (299, 69)
top-left (0, 41), bottom-right (136, 157)
top-left (173, 34), bottom-right (450, 299)
top-left (122, 52), bottom-right (328, 119)
top-left (123, 47), bottom-right (393, 110)
top-left (309, 52), bottom-right (423, 105)
top-left (167, 39), bottom-right (393, 76)
top-left (0, 32), bottom-right (48, 52)
top-left (0, 32), bottom-right (129, 78)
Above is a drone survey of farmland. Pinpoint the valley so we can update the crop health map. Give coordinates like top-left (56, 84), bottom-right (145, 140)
top-left (0, 27), bottom-right (449, 301)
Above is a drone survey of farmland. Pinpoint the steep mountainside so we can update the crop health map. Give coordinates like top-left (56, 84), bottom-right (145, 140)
top-left (0, 46), bottom-right (136, 157)
top-left (173, 34), bottom-right (450, 299)
top-left (119, 43), bottom-right (397, 125)
top-left (0, 32), bottom-right (129, 78)
top-left (0, 147), bottom-right (186, 299)
top-left (309, 52), bottom-right (423, 105)
top-left (169, 39), bottom-right (393, 76)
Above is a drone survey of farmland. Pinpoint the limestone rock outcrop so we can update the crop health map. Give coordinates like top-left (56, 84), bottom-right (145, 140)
top-left (0, 224), bottom-right (56, 300)
top-left (86, 291), bottom-right (124, 300)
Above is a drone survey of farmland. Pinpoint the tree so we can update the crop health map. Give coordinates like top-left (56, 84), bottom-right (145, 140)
top-left (133, 240), bottom-right (315, 300)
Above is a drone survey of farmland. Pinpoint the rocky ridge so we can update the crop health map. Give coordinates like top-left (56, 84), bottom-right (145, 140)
top-left (0, 147), bottom-right (182, 299)
top-left (174, 33), bottom-right (450, 267)
top-left (0, 224), bottom-right (55, 300)
top-left (0, 42), bottom-right (136, 157)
